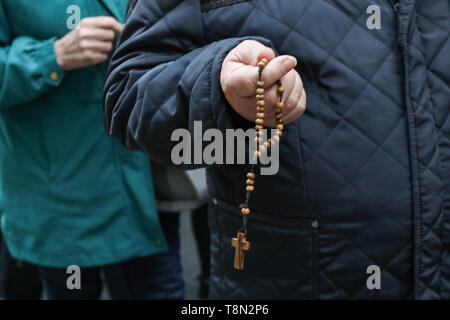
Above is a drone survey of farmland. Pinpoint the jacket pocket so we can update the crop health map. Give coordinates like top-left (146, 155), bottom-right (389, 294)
top-left (209, 197), bottom-right (318, 299)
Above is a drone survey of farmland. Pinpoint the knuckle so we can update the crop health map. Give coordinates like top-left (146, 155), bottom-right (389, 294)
top-left (106, 30), bottom-right (114, 39)
top-left (105, 17), bottom-right (117, 27)
top-left (78, 28), bottom-right (87, 39)
top-left (82, 50), bottom-right (92, 60)
top-left (80, 18), bottom-right (89, 27)
top-left (79, 40), bottom-right (88, 49)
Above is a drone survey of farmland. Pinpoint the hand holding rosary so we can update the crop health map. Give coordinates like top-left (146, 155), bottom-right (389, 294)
top-left (231, 58), bottom-right (285, 270)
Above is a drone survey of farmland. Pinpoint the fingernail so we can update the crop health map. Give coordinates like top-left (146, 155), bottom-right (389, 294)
top-left (282, 56), bottom-right (297, 72)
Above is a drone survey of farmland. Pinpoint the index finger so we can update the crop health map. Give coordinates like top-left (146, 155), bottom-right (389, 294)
top-left (82, 16), bottom-right (124, 34)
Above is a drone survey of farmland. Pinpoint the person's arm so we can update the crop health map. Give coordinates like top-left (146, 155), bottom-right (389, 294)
top-left (0, 1), bottom-right (65, 109)
top-left (0, 0), bottom-right (123, 110)
top-left (103, 0), bottom-right (273, 168)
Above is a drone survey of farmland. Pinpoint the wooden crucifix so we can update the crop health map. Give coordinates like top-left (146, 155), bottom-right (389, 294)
top-left (231, 232), bottom-right (251, 270)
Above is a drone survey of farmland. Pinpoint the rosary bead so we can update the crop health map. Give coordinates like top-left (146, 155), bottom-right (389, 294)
top-left (232, 58), bottom-right (285, 270)
top-left (234, 59), bottom-right (287, 268)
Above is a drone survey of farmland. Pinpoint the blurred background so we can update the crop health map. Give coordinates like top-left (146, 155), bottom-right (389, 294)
top-left (180, 212), bottom-right (203, 300)
top-left (0, 211), bottom-right (204, 300)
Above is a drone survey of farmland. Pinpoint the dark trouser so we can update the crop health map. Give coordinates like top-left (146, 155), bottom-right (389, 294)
top-left (191, 203), bottom-right (210, 299)
top-left (0, 232), bottom-right (43, 300)
top-left (25, 212), bottom-right (183, 300)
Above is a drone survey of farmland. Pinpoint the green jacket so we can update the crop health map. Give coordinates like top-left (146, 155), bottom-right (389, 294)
top-left (0, 0), bottom-right (168, 267)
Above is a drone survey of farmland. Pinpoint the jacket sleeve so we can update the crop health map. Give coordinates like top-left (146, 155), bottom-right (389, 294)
top-left (0, 0), bottom-right (65, 109)
top-left (103, 0), bottom-right (271, 168)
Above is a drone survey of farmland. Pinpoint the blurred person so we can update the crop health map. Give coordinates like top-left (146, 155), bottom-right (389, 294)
top-left (0, 0), bottom-right (183, 300)
top-left (0, 142), bottom-right (42, 300)
top-left (150, 160), bottom-right (210, 299)
top-left (104, 0), bottom-right (450, 299)
top-left (0, 232), bottom-right (43, 300)
top-left (191, 204), bottom-right (210, 299)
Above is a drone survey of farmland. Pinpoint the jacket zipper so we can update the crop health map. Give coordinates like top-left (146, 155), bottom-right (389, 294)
top-left (397, 0), bottom-right (421, 297)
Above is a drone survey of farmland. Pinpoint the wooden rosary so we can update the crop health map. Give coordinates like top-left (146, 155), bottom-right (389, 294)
top-left (232, 58), bottom-right (285, 270)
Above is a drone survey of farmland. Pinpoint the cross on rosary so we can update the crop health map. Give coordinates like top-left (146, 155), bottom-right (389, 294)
top-left (231, 232), bottom-right (251, 270)
top-left (231, 58), bottom-right (285, 270)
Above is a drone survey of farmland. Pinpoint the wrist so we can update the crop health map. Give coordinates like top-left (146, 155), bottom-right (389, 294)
top-left (53, 38), bottom-right (66, 70)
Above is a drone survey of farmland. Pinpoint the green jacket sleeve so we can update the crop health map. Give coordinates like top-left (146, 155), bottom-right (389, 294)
top-left (0, 1), bottom-right (65, 109)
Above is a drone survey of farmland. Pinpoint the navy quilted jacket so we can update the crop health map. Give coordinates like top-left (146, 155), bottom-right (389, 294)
top-left (104, 0), bottom-right (450, 299)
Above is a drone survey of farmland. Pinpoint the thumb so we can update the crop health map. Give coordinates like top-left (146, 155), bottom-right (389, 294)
top-left (261, 55), bottom-right (297, 87)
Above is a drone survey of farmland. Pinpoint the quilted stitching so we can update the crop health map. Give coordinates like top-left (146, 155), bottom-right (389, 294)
top-left (208, 0), bottom-right (447, 299)
top-left (207, 2), bottom-right (403, 298)
top-left (104, 0), bottom-right (450, 299)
